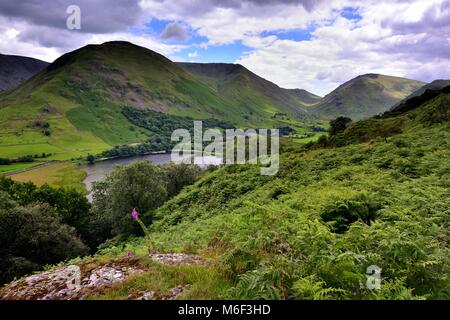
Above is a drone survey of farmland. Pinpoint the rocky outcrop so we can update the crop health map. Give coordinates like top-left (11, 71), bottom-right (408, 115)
top-left (0, 253), bottom-right (211, 300)
top-left (150, 253), bottom-right (212, 266)
top-left (0, 258), bottom-right (144, 300)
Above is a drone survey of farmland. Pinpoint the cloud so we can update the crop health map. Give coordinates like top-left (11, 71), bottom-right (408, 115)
top-left (188, 51), bottom-right (199, 58)
top-left (1, 0), bottom-right (449, 94)
top-left (0, 0), bottom-right (143, 33)
top-left (235, 0), bottom-right (450, 95)
top-left (0, 1), bottom-right (184, 62)
top-left (160, 22), bottom-right (189, 41)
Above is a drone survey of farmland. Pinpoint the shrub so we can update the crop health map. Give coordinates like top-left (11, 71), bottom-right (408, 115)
top-left (329, 117), bottom-right (352, 136)
top-left (91, 161), bottom-right (167, 237)
top-left (0, 195), bottom-right (88, 285)
top-left (321, 193), bottom-right (381, 233)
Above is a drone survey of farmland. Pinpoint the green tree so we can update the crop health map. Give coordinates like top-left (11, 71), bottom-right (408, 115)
top-left (0, 177), bottom-right (92, 247)
top-left (163, 163), bottom-right (201, 198)
top-left (91, 161), bottom-right (167, 236)
top-left (0, 193), bottom-right (88, 285)
top-left (329, 116), bottom-right (352, 136)
top-left (87, 154), bottom-right (95, 164)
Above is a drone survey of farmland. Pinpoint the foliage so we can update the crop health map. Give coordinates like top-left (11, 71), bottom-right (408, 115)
top-left (0, 193), bottom-right (88, 285)
top-left (320, 192), bottom-right (381, 233)
top-left (90, 161), bottom-right (202, 240)
top-left (329, 117), bottom-right (352, 136)
top-left (142, 118), bottom-right (450, 300)
top-left (0, 177), bottom-right (91, 241)
top-left (91, 161), bottom-right (167, 237)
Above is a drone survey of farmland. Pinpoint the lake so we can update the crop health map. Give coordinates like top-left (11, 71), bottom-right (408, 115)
top-left (81, 153), bottom-right (222, 199)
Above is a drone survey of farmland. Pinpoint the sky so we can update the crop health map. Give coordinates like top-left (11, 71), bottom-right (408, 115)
top-left (0, 0), bottom-right (449, 96)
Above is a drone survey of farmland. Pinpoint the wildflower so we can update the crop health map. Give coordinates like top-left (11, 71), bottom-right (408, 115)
top-left (131, 208), bottom-right (139, 220)
top-left (130, 208), bottom-right (154, 253)
top-left (127, 251), bottom-right (133, 258)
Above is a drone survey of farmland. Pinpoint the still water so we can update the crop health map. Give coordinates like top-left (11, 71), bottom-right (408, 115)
top-left (81, 153), bottom-right (222, 196)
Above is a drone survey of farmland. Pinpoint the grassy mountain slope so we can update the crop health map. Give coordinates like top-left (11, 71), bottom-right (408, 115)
top-left (1, 79), bottom-right (449, 300)
top-left (390, 79), bottom-right (450, 111)
top-left (0, 42), bottom-right (312, 160)
top-left (178, 62), bottom-right (321, 116)
top-left (311, 74), bottom-right (425, 120)
top-left (336, 85), bottom-right (450, 145)
top-left (90, 88), bottom-right (449, 299)
top-left (0, 54), bottom-right (48, 92)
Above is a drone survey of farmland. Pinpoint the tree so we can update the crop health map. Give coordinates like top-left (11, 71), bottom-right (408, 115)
top-left (0, 194), bottom-right (88, 285)
top-left (0, 177), bottom-right (92, 247)
top-left (163, 163), bottom-right (201, 198)
top-left (329, 117), bottom-right (352, 136)
top-left (91, 161), bottom-right (168, 236)
top-left (87, 154), bottom-right (95, 164)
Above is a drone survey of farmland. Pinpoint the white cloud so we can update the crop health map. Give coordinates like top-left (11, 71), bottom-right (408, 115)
top-left (188, 51), bottom-right (199, 58)
top-left (0, 15), bottom-right (186, 62)
top-left (1, 0), bottom-right (449, 94)
top-left (235, 0), bottom-right (450, 95)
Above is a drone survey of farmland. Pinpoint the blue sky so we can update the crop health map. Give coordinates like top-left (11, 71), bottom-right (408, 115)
top-left (1, 0), bottom-right (449, 96)
top-left (139, 18), bottom-right (251, 63)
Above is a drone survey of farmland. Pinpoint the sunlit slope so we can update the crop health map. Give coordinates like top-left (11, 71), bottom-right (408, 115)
top-left (178, 62), bottom-right (321, 118)
top-left (311, 74), bottom-right (425, 120)
top-left (0, 42), bottom-right (314, 159)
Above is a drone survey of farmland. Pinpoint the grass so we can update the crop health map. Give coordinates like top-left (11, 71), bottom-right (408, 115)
top-left (88, 258), bottom-right (232, 300)
top-left (8, 162), bottom-right (87, 193)
top-left (292, 132), bottom-right (327, 144)
top-left (312, 74), bottom-right (425, 120)
top-left (0, 162), bottom-right (42, 174)
top-left (0, 41), bottom-right (322, 161)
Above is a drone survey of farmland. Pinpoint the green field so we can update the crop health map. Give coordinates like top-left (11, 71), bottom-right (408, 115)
top-left (8, 162), bottom-right (87, 193)
top-left (0, 162), bottom-right (42, 174)
top-left (0, 42), bottom-right (320, 161)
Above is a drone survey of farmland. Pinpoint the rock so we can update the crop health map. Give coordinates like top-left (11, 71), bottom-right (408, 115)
top-left (0, 259), bottom-right (145, 300)
top-left (162, 284), bottom-right (191, 300)
top-left (136, 291), bottom-right (155, 300)
top-left (150, 253), bottom-right (211, 266)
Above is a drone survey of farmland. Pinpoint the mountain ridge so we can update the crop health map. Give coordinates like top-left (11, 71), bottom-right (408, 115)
top-left (0, 54), bottom-right (49, 92)
top-left (310, 73), bottom-right (426, 120)
top-left (0, 41), bottom-right (314, 160)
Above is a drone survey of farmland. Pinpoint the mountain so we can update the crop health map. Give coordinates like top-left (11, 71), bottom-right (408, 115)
top-left (310, 74), bottom-right (425, 120)
top-left (334, 84), bottom-right (450, 145)
top-left (177, 62), bottom-right (321, 115)
top-left (1, 62), bottom-right (449, 300)
top-left (0, 54), bottom-right (48, 91)
top-left (0, 41), bottom-right (313, 160)
top-left (390, 79), bottom-right (450, 110)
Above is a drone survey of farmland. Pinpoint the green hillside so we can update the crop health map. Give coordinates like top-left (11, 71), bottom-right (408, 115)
top-left (66, 85), bottom-right (448, 300)
top-left (0, 42), bottom-right (315, 160)
top-left (122, 87), bottom-right (449, 299)
top-left (332, 84), bottom-right (450, 146)
top-left (1, 77), bottom-right (449, 300)
top-left (390, 79), bottom-right (450, 111)
top-left (178, 62), bottom-right (321, 115)
top-left (311, 74), bottom-right (425, 120)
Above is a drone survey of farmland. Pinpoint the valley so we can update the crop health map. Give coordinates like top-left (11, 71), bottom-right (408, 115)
top-left (0, 40), bottom-right (448, 301)
top-left (0, 41), bottom-right (424, 185)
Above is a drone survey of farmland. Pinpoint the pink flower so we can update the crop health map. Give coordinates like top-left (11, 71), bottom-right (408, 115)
top-left (127, 251), bottom-right (133, 258)
top-left (131, 208), bottom-right (139, 220)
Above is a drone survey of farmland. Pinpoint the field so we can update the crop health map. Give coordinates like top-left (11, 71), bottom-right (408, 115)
top-left (8, 162), bottom-right (87, 193)
top-left (0, 162), bottom-right (42, 174)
